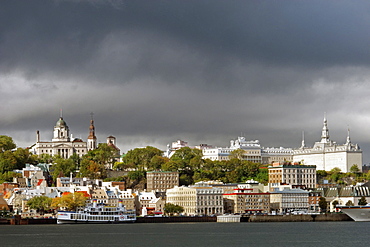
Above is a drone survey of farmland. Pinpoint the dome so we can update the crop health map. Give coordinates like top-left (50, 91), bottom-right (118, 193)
top-left (56, 117), bottom-right (67, 127)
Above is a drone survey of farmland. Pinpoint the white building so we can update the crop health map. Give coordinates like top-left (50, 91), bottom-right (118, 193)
top-left (200, 137), bottom-right (261, 162)
top-left (201, 137), bottom-right (293, 164)
top-left (293, 116), bottom-right (362, 172)
top-left (261, 147), bottom-right (293, 164)
top-left (166, 185), bottom-right (224, 216)
top-left (165, 140), bottom-right (189, 158)
top-left (32, 114), bottom-right (95, 158)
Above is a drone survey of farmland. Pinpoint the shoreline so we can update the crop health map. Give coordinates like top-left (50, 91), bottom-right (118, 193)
top-left (1, 213), bottom-right (352, 225)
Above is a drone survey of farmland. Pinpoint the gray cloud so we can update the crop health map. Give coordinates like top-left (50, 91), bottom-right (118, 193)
top-left (1, 1), bottom-right (370, 163)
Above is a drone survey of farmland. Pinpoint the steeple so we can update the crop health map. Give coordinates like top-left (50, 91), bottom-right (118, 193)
top-left (300, 131), bottom-right (306, 149)
top-left (87, 112), bottom-right (97, 151)
top-left (320, 114), bottom-right (330, 143)
top-left (345, 127), bottom-right (351, 145)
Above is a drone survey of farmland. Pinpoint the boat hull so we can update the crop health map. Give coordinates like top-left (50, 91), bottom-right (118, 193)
top-left (339, 207), bottom-right (370, 222)
top-left (57, 219), bottom-right (135, 224)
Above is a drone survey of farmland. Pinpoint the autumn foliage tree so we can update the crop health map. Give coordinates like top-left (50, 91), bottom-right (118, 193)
top-left (52, 192), bottom-right (88, 211)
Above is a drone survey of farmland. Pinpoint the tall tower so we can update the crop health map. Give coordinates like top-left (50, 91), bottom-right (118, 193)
top-left (87, 113), bottom-right (97, 151)
top-left (300, 131), bottom-right (306, 149)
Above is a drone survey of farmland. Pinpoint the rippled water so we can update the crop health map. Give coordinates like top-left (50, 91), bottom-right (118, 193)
top-left (1, 222), bottom-right (369, 247)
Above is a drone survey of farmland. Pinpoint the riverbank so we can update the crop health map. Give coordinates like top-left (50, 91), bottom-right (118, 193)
top-left (0, 213), bottom-right (352, 224)
top-left (248, 213), bottom-right (352, 222)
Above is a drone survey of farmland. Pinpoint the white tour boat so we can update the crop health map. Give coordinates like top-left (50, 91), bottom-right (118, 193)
top-left (57, 199), bottom-right (136, 224)
top-left (337, 204), bottom-right (370, 222)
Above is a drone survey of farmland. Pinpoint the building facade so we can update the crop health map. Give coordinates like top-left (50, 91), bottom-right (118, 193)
top-left (33, 115), bottom-right (92, 158)
top-left (268, 162), bottom-right (317, 188)
top-left (261, 147), bottom-right (293, 165)
top-left (293, 117), bottom-right (362, 172)
top-left (223, 188), bottom-right (270, 214)
top-left (270, 188), bottom-right (309, 214)
top-left (146, 171), bottom-right (179, 192)
top-left (166, 185), bottom-right (224, 216)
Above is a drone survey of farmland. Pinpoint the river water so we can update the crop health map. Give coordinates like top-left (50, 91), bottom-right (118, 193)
top-left (1, 222), bottom-right (369, 247)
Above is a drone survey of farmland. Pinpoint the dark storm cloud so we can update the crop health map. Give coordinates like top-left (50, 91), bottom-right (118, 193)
top-left (1, 0), bottom-right (370, 162)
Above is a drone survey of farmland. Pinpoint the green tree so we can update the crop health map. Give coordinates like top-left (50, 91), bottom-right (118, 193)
top-left (13, 148), bottom-right (36, 168)
top-left (229, 149), bottom-right (245, 160)
top-left (27, 196), bottom-right (52, 214)
top-left (149, 156), bottom-right (169, 171)
top-left (164, 203), bottom-right (184, 216)
top-left (0, 171), bottom-right (22, 183)
top-left (345, 200), bottom-right (354, 206)
top-left (84, 143), bottom-right (117, 169)
top-left (329, 167), bottom-right (342, 183)
top-left (50, 156), bottom-right (77, 181)
top-left (171, 147), bottom-right (203, 167)
top-left (0, 135), bottom-right (16, 153)
top-left (79, 159), bottom-right (105, 179)
top-left (37, 153), bottom-right (54, 164)
top-left (358, 196), bottom-right (367, 206)
top-left (161, 160), bottom-right (180, 172)
top-left (0, 150), bottom-right (17, 173)
top-left (255, 168), bottom-right (269, 184)
top-left (170, 147), bottom-right (203, 185)
top-left (69, 153), bottom-right (81, 168)
top-left (318, 197), bottom-right (328, 212)
top-left (117, 146), bottom-right (163, 171)
top-left (350, 165), bottom-right (360, 174)
top-left (316, 170), bottom-right (328, 177)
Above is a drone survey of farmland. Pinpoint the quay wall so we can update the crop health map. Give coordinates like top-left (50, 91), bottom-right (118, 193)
top-left (136, 216), bottom-right (217, 223)
top-left (248, 214), bottom-right (352, 222)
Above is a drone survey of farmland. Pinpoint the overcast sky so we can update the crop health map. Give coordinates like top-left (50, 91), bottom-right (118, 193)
top-left (2, 0), bottom-right (370, 163)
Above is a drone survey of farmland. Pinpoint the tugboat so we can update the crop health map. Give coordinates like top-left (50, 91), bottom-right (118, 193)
top-left (57, 199), bottom-right (136, 224)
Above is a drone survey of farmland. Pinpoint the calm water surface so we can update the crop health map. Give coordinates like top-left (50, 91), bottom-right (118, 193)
top-left (1, 222), bottom-right (369, 247)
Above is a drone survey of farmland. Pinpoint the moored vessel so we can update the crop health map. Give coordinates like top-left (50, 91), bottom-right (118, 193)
top-left (337, 204), bottom-right (370, 221)
top-left (57, 199), bottom-right (136, 224)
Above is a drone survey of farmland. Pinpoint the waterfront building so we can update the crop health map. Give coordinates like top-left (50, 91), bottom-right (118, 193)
top-left (269, 188), bottom-right (309, 214)
top-left (166, 185), bottom-right (223, 216)
top-left (308, 191), bottom-right (322, 213)
top-left (137, 191), bottom-right (165, 216)
top-left (223, 188), bottom-right (270, 214)
top-left (268, 162), bottom-right (317, 189)
top-left (293, 116), bottom-right (362, 172)
top-left (146, 171), bottom-right (179, 192)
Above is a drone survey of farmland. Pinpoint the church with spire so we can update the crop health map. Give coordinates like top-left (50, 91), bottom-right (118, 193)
top-left (293, 116), bottom-right (362, 172)
top-left (32, 112), bottom-right (98, 159)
